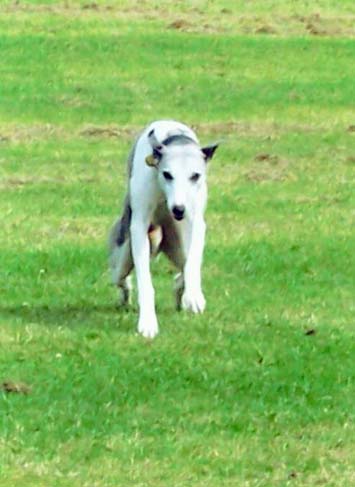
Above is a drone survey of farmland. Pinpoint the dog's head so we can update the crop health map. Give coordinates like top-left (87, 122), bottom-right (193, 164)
top-left (146, 129), bottom-right (218, 221)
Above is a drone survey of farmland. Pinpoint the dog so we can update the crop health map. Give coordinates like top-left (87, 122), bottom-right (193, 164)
top-left (109, 120), bottom-right (218, 338)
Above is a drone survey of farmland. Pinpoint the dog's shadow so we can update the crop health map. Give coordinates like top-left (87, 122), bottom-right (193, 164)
top-left (1, 302), bottom-right (135, 332)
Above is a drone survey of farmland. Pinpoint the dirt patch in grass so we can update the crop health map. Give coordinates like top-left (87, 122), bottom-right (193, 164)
top-left (254, 25), bottom-right (277, 35)
top-left (293, 13), bottom-right (355, 37)
top-left (167, 18), bottom-right (225, 34)
top-left (0, 120), bottom-right (340, 146)
top-left (168, 19), bottom-right (191, 31)
top-left (193, 120), bottom-right (327, 139)
top-left (82, 2), bottom-right (105, 11)
top-left (305, 22), bottom-right (328, 36)
top-left (0, 175), bottom-right (96, 190)
top-left (2, 381), bottom-right (31, 394)
top-left (1, 3), bottom-right (354, 37)
top-left (56, 95), bottom-right (92, 109)
top-left (79, 125), bottom-right (139, 139)
top-left (1, 2), bottom-right (112, 14)
top-left (0, 134), bottom-right (10, 142)
top-left (0, 124), bottom-right (139, 143)
top-left (0, 124), bottom-right (65, 143)
top-left (255, 153), bottom-right (279, 163)
top-left (244, 153), bottom-right (292, 183)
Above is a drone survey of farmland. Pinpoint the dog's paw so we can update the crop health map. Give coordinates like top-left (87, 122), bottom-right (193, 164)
top-left (138, 313), bottom-right (159, 339)
top-left (116, 277), bottom-right (132, 308)
top-left (117, 288), bottom-right (131, 308)
top-left (181, 289), bottom-right (206, 314)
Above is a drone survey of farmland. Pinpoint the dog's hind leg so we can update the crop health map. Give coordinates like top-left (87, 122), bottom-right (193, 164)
top-left (110, 240), bottom-right (133, 307)
top-left (159, 218), bottom-right (186, 310)
top-left (174, 272), bottom-right (184, 311)
top-left (109, 213), bottom-right (134, 307)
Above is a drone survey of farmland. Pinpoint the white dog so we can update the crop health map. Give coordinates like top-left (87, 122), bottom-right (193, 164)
top-left (109, 120), bottom-right (218, 338)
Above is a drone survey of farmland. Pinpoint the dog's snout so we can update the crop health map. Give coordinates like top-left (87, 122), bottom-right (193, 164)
top-left (172, 205), bottom-right (185, 221)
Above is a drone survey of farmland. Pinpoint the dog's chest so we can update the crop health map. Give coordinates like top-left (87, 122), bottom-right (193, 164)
top-left (152, 195), bottom-right (170, 225)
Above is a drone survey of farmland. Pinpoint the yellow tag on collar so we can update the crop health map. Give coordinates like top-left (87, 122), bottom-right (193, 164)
top-left (145, 154), bottom-right (157, 167)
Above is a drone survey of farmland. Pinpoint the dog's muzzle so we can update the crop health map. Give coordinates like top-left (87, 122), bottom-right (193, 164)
top-left (172, 205), bottom-right (185, 221)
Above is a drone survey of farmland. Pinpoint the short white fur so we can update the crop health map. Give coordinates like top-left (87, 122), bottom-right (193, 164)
top-left (109, 120), bottom-right (218, 338)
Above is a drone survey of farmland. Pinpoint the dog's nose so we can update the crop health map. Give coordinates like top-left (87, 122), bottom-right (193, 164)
top-left (172, 205), bottom-right (185, 221)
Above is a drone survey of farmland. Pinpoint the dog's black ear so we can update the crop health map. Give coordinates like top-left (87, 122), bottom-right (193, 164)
top-left (201, 143), bottom-right (219, 162)
top-left (153, 145), bottom-right (163, 160)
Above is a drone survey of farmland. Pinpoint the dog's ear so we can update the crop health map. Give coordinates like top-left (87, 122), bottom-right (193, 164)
top-left (146, 129), bottom-right (165, 167)
top-left (201, 143), bottom-right (219, 162)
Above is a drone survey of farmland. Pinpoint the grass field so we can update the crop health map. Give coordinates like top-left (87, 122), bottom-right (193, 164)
top-left (1, 1), bottom-right (355, 485)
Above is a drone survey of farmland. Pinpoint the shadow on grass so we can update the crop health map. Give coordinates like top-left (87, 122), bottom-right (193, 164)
top-left (0, 303), bottom-right (135, 332)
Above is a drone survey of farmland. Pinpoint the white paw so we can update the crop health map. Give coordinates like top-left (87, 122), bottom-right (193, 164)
top-left (138, 313), bottom-right (159, 339)
top-left (181, 289), bottom-right (206, 314)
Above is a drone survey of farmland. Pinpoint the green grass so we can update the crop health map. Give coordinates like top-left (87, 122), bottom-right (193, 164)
top-left (1, 1), bottom-right (354, 486)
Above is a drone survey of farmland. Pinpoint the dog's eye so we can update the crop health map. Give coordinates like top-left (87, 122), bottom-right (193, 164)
top-left (163, 171), bottom-right (173, 181)
top-left (190, 173), bottom-right (201, 183)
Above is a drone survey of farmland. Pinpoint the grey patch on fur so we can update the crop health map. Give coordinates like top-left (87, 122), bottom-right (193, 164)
top-left (162, 133), bottom-right (198, 147)
top-left (109, 130), bottom-right (143, 251)
top-left (116, 196), bottom-right (132, 246)
top-left (127, 131), bottom-right (142, 177)
top-left (108, 195), bottom-right (131, 251)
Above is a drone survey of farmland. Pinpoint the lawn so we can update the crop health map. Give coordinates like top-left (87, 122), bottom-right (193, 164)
top-left (0, 1), bottom-right (354, 486)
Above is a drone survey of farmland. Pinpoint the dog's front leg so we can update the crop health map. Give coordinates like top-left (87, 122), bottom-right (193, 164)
top-left (131, 217), bottom-right (159, 338)
top-left (181, 215), bottom-right (206, 313)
